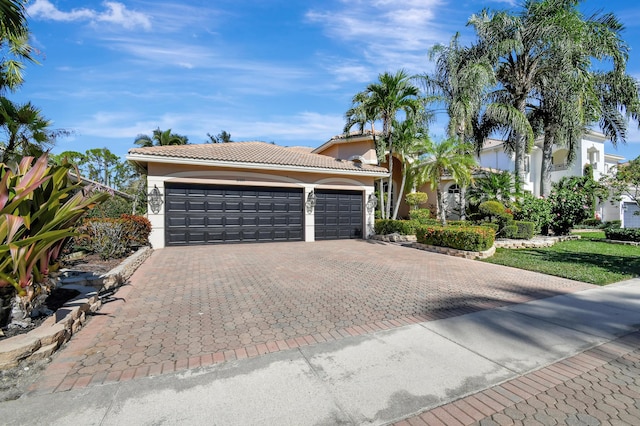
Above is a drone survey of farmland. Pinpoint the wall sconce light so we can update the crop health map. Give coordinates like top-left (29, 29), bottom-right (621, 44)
top-left (148, 185), bottom-right (164, 214)
top-left (305, 190), bottom-right (317, 214)
top-left (366, 193), bottom-right (377, 214)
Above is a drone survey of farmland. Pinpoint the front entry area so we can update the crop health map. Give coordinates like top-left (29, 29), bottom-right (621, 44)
top-left (164, 183), bottom-right (304, 245)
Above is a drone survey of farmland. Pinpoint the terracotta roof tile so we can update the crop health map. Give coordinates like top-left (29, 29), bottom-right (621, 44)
top-left (128, 142), bottom-right (388, 174)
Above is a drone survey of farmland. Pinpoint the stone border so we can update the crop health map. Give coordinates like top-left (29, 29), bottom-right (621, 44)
top-left (413, 242), bottom-right (496, 259)
top-left (370, 234), bottom-right (417, 243)
top-left (0, 247), bottom-right (153, 370)
top-left (605, 239), bottom-right (640, 246)
top-left (495, 235), bottom-right (579, 249)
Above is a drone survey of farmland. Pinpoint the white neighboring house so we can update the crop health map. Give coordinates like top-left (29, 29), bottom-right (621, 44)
top-left (477, 130), bottom-right (634, 226)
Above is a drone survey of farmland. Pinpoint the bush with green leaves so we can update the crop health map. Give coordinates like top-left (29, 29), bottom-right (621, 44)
top-left (415, 225), bottom-right (495, 251)
top-left (405, 192), bottom-right (428, 211)
top-left (408, 208), bottom-right (437, 225)
top-left (513, 221), bottom-right (535, 239)
top-left (604, 228), bottom-right (640, 242)
top-left (548, 176), bottom-right (604, 235)
top-left (478, 200), bottom-right (506, 219)
top-left (513, 193), bottom-right (552, 235)
top-left (580, 218), bottom-right (602, 228)
top-left (603, 220), bottom-right (621, 229)
top-left (374, 219), bottom-right (417, 236)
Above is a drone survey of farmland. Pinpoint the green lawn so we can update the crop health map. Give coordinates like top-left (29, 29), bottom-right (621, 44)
top-left (482, 234), bottom-right (640, 285)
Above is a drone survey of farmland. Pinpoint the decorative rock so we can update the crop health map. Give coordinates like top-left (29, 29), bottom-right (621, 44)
top-left (28, 322), bottom-right (69, 347)
top-left (28, 342), bottom-right (59, 361)
top-left (0, 334), bottom-right (41, 369)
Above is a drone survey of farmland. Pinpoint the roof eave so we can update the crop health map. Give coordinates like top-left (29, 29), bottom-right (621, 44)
top-left (125, 153), bottom-right (389, 178)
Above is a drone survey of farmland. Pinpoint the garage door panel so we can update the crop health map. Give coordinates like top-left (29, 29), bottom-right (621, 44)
top-left (165, 184), bottom-right (303, 245)
top-left (315, 190), bottom-right (363, 240)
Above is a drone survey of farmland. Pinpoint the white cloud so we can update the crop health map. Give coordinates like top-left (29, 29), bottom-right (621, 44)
top-left (27, 0), bottom-right (151, 30)
top-left (306, 0), bottom-right (450, 77)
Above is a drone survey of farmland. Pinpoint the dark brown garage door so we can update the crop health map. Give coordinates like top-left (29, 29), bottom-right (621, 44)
top-left (165, 184), bottom-right (303, 245)
top-left (314, 190), bottom-right (363, 240)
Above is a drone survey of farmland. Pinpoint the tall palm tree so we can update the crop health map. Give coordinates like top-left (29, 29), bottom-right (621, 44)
top-left (134, 128), bottom-right (189, 147)
top-left (416, 138), bottom-right (477, 225)
top-left (345, 70), bottom-right (421, 219)
top-left (528, 3), bottom-right (640, 196)
top-left (390, 119), bottom-right (432, 219)
top-left (0, 0), bottom-right (36, 91)
top-left (0, 97), bottom-right (58, 163)
top-left (468, 0), bottom-right (576, 193)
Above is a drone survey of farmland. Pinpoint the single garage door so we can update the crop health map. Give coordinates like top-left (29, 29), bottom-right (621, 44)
top-left (315, 190), bottom-right (363, 240)
top-left (165, 184), bottom-right (303, 245)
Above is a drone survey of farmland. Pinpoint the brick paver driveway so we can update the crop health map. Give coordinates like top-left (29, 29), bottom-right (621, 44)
top-left (33, 240), bottom-right (593, 393)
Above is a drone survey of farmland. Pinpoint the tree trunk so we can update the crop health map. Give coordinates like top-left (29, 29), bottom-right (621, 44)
top-left (459, 186), bottom-right (467, 221)
top-left (513, 98), bottom-right (527, 198)
top-left (392, 164), bottom-right (407, 220)
top-left (377, 179), bottom-right (386, 219)
top-left (386, 145), bottom-right (394, 220)
top-left (540, 129), bottom-right (554, 197)
top-left (437, 184), bottom-right (447, 226)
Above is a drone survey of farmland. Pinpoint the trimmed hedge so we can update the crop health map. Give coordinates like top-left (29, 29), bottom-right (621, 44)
top-left (514, 221), bottom-right (535, 239)
top-left (415, 225), bottom-right (495, 252)
top-left (605, 228), bottom-right (640, 242)
top-left (580, 218), bottom-right (602, 227)
top-left (408, 209), bottom-right (438, 225)
top-left (374, 219), bottom-right (417, 235)
top-left (502, 225), bottom-right (518, 239)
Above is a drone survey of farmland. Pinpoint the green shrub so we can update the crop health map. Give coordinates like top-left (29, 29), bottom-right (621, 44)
top-left (447, 220), bottom-right (468, 227)
top-left (604, 228), bottom-right (640, 242)
top-left (481, 222), bottom-right (499, 233)
top-left (479, 200), bottom-right (506, 218)
top-left (415, 225), bottom-right (495, 251)
top-left (514, 221), bottom-right (535, 239)
top-left (374, 219), bottom-right (417, 235)
top-left (580, 218), bottom-right (602, 228)
top-left (603, 220), bottom-right (621, 229)
top-left (408, 208), bottom-right (437, 225)
top-left (405, 192), bottom-right (428, 210)
top-left (548, 176), bottom-right (604, 235)
top-left (513, 194), bottom-right (552, 235)
top-left (501, 225), bottom-right (518, 239)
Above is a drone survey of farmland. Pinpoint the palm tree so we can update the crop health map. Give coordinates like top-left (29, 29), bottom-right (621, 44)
top-left (527, 3), bottom-right (640, 196)
top-left (468, 0), bottom-right (577, 193)
top-left (134, 128), bottom-right (189, 147)
top-left (416, 138), bottom-right (477, 225)
top-left (390, 119), bottom-right (432, 219)
top-left (467, 170), bottom-right (514, 206)
top-left (207, 130), bottom-right (232, 143)
top-left (0, 0), bottom-right (36, 91)
top-left (0, 97), bottom-right (60, 163)
top-left (345, 70), bottom-right (421, 219)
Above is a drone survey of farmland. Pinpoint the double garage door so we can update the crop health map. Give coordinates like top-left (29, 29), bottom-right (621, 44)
top-left (165, 183), bottom-right (362, 245)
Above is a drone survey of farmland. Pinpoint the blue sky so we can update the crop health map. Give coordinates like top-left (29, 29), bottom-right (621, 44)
top-left (11, 0), bottom-right (640, 162)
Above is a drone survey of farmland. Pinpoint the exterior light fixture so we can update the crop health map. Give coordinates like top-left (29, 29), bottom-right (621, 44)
top-left (366, 193), bottom-right (377, 214)
top-left (148, 185), bottom-right (164, 214)
top-left (305, 190), bottom-right (317, 214)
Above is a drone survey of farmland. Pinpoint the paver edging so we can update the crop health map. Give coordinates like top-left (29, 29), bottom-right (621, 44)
top-left (392, 330), bottom-right (640, 426)
top-left (0, 247), bottom-right (152, 370)
top-left (412, 242), bottom-right (496, 259)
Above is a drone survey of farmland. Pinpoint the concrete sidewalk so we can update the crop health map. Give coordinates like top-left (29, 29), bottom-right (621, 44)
top-left (1, 278), bottom-right (639, 425)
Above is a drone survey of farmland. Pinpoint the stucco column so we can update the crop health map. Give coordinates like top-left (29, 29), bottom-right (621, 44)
top-left (147, 177), bottom-right (166, 249)
top-left (304, 186), bottom-right (315, 242)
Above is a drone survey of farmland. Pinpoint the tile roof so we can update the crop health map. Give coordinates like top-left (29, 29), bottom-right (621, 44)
top-left (128, 142), bottom-right (388, 174)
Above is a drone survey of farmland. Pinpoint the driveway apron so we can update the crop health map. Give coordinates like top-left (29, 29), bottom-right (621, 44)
top-left (29, 240), bottom-right (594, 394)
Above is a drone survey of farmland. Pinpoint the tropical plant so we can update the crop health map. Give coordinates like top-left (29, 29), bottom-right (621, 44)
top-left (345, 70), bottom-right (421, 219)
top-left (134, 127), bottom-right (189, 147)
top-left (601, 156), bottom-right (640, 211)
top-left (467, 170), bottom-right (514, 206)
top-left (469, 0), bottom-right (574, 193)
top-left (0, 154), bottom-right (108, 321)
top-left (415, 137), bottom-right (476, 225)
top-left (0, 97), bottom-right (68, 163)
top-left (513, 193), bottom-right (552, 234)
top-left (206, 130), bottom-right (232, 143)
top-left (0, 0), bottom-right (36, 91)
top-left (548, 175), bottom-right (606, 235)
